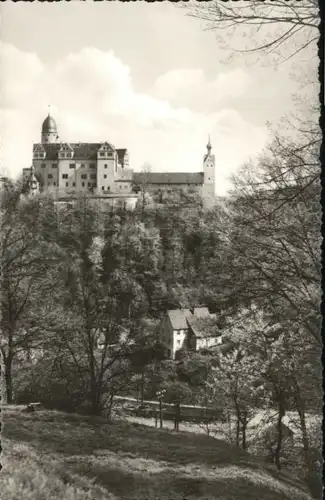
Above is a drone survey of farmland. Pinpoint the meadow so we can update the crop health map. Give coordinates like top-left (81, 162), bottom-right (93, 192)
top-left (1, 406), bottom-right (314, 500)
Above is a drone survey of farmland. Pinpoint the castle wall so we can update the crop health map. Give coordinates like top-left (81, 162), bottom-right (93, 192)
top-left (33, 160), bottom-right (60, 190)
top-left (75, 161), bottom-right (97, 192)
top-left (97, 156), bottom-right (116, 193)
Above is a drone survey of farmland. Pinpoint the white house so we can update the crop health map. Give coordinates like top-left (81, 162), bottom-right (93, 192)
top-left (159, 307), bottom-right (222, 359)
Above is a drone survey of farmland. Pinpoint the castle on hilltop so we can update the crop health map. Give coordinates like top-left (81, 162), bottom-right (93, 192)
top-left (22, 113), bottom-right (216, 208)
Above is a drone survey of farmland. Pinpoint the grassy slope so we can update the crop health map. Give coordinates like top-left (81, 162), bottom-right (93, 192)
top-left (1, 407), bottom-right (313, 500)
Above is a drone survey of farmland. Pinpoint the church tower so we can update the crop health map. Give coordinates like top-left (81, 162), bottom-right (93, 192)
top-left (202, 136), bottom-right (216, 208)
top-left (41, 112), bottom-right (59, 144)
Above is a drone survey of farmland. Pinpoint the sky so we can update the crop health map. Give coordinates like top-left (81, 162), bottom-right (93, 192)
top-left (0, 1), bottom-right (317, 194)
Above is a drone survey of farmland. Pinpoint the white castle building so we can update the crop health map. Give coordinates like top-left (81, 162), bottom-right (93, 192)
top-left (22, 113), bottom-right (216, 208)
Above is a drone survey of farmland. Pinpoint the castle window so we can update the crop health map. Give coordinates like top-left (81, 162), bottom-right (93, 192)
top-left (99, 152), bottom-right (105, 157)
top-left (107, 152), bottom-right (113, 158)
top-left (104, 174), bottom-right (107, 179)
top-left (88, 182), bottom-right (91, 187)
top-left (41, 164), bottom-right (46, 168)
top-left (69, 164), bottom-right (75, 169)
top-left (48, 174), bottom-right (53, 179)
top-left (81, 174), bottom-right (87, 179)
top-left (90, 163), bottom-right (96, 168)
top-left (104, 164), bottom-right (108, 169)
top-left (62, 174), bottom-right (68, 179)
top-left (102, 186), bottom-right (105, 191)
top-left (82, 182), bottom-right (85, 187)
top-left (90, 174), bottom-right (96, 179)
top-left (52, 163), bottom-right (57, 168)
top-left (65, 182), bottom-right (68, 187)
top-left (72, 182), bottom-right (76, 187)
top-left (54, 182), bottom-right (56, 186)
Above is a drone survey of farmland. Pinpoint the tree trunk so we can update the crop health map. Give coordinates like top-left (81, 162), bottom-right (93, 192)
top-left (159, 397), bottom-right (163, 428)
top-left (4, 354), bottom-right (13, 404)
top-left (293, 381), bottom-right (312, 471)
top-left (140, 370), bottom-right (145, 404)
top-left (241, 412), bottom-right (248, 450)
top-left (174, 401), bottom-right (180, 431)
top-left (235, 417), bottom-right (240, 447)
top-left (275, 401), bottom-right (285, 470)
top-left (89, 371), bottom-right (101, 416)
top-left (106, 393), bottom-right (115, 420)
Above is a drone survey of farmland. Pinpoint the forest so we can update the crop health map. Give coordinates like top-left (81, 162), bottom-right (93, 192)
top-left (1, 117), bottom-right (321, 496)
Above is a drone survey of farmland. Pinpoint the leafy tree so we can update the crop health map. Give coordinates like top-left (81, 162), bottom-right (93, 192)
top-left (222, 127), bottom-right (321, 347)
top-left (0, 183), bottom-right (60, 403)
top-left (220, 306), bottom-right (321, 480)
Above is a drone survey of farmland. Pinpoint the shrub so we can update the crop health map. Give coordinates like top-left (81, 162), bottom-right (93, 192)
top-left (13, 356), bottom-right (90, 413)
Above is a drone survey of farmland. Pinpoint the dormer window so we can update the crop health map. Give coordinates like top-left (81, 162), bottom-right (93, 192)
top-left (59, 143), bottom-right (74, 160)
top-left (98, 143), bottom-right (114, 159)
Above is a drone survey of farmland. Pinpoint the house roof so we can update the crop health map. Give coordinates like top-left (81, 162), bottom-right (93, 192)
top-left (166, 307), bottom-right (219, 338)
top-left (193, 307), bottom-right (210, 318)
top-left (187, 316), bottom-right (219, 338)
top-left (132, 172), bottom-right (204, 185)
top-left (167, 309), bottom-right (191, 330)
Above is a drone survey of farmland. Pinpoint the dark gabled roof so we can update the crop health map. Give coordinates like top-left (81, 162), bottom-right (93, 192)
top-left (187, 316), bottom-right (219, 338)
top-left (193, 307), bottom-right (212, 318)
top-left (132, 172), bottom-right (204, 185)
top-left (33, 143), bottom-right (128, 162)
top-left (116, 149), bottom-right (127, 162)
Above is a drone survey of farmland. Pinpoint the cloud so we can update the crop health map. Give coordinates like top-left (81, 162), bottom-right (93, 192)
top-left (153, 68), bottom-right (253, 112)
top-left (0, 42), bottom-right (268, 194)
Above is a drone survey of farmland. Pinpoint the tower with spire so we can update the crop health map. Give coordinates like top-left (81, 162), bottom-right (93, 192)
top-left (202, 135), bottom-right (216, 207)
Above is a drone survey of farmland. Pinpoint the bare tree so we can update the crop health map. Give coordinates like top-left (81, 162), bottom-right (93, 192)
top-left (183, 0), bottom-right (318, 63)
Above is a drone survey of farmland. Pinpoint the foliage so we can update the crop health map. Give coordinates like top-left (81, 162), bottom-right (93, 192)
top-left (0, 182), bottom-right (62, 403)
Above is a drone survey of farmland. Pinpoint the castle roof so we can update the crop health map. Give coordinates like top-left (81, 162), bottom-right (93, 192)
top-left (42, 114), bottom-right (57, 134)
top-left (133, 172), bottom-right (204, 185)
top-left (33, 143), bottom-right (128, 162)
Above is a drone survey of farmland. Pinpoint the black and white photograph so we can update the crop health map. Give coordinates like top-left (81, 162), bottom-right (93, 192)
top-left (0, 1), bottom-right (322, 499)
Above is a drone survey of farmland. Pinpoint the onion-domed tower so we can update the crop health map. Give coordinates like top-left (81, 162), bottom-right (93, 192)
top-left (202, 135), bottom-right (216, 208)
top-left (41, 113), bottom-right (58, 144)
